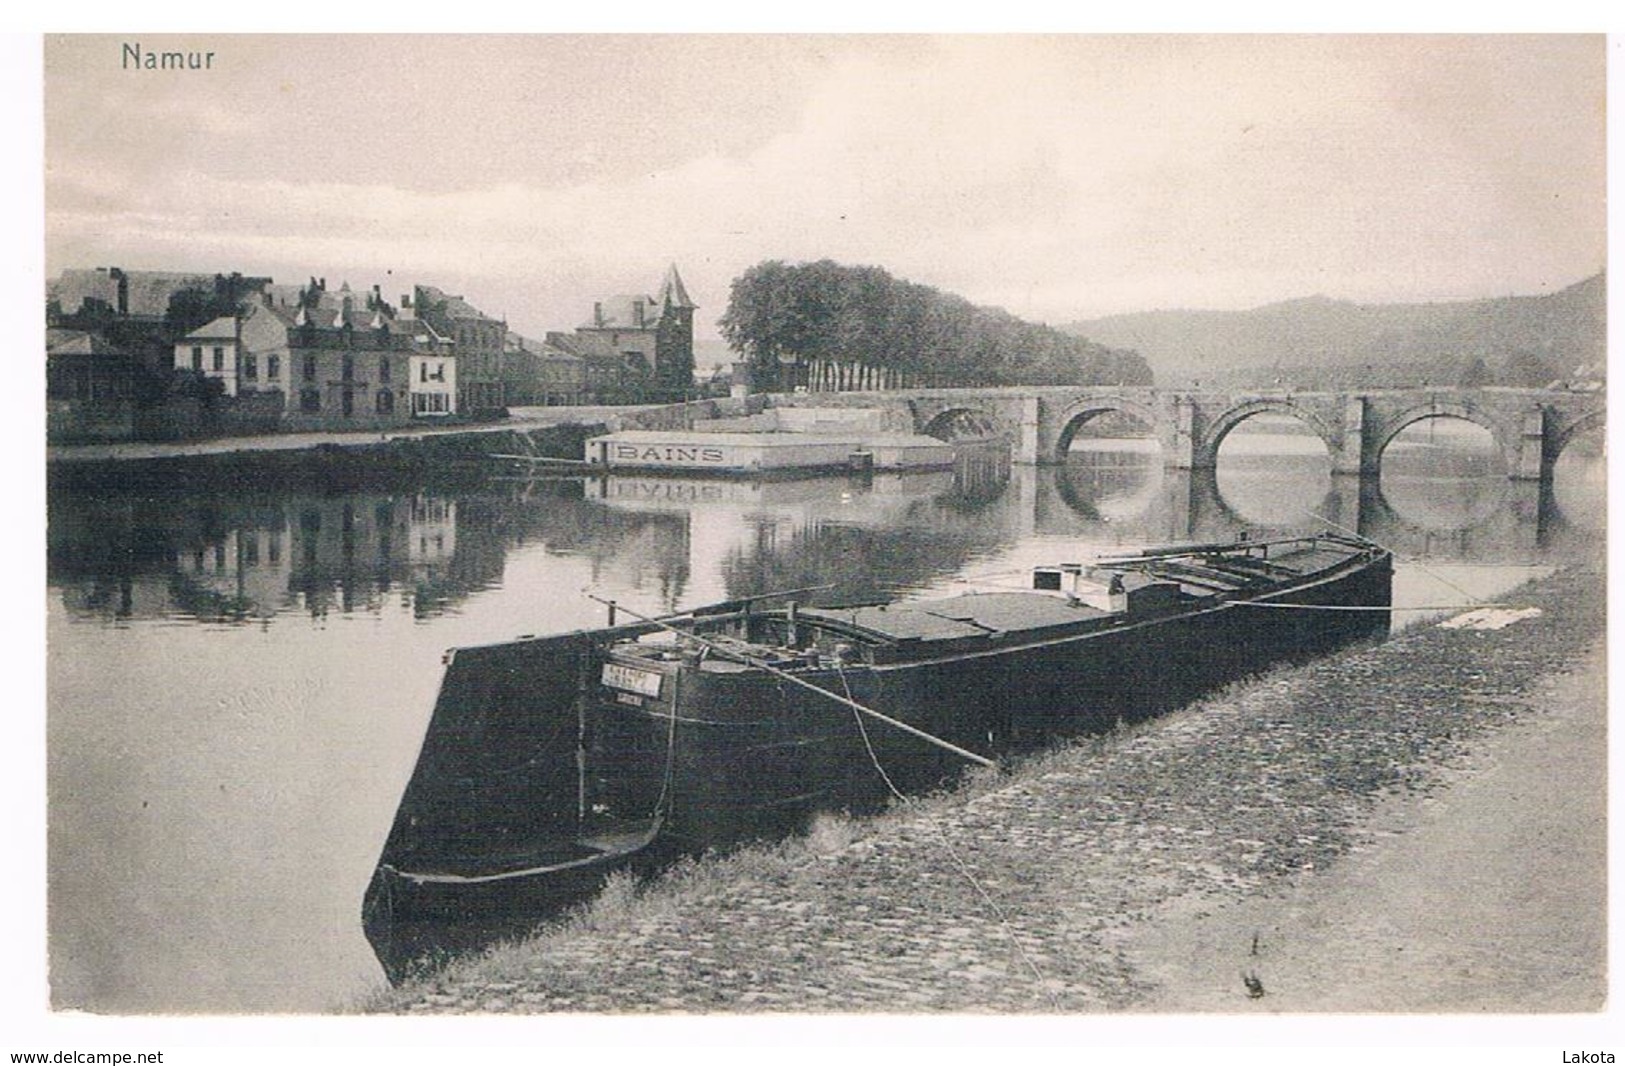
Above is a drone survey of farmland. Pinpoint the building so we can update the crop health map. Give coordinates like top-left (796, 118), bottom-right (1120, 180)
top-left (49, 268), bottom-right (275, 379)
top-left (503, 332), bottom-right (585, 406)
top-left (47, 328), bottom-right (144, 441)
top-left (176, 315), bottom-right (241, 394)
top-left (409, 348), bottom-right (457, 417)
top-left (282, 284), bottom-right (457, 429)
top-left (50, 328), bottom-right (140, 404)
top-left (50, 266), bottom-right (218, 320)
top-left (237, 301), bottom-right (294, 403)
top-left (564, 264), bottom-right (696, 404)
top-left (409, 285), bottom-right (506, 414)
top-left (544, 332), bottom-right (649, 404)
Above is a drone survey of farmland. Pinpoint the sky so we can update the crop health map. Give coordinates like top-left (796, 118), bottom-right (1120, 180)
top-left (42, 34), bottom-right (1605, 353)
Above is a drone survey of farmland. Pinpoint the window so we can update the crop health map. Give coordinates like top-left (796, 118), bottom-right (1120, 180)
top-left (213, 347), bottom-right (225, 372)
top-left (190, 346), bottom-right (203, 371)
top-left (413, 392), bottom-right (450, 415)
top-left (300, 388), bottom-right (321, 412)
top-left (303, 354), bottom-right (317, 382)
top-left (243, 354), bottom-right (258, 381)
top-left (266, 355), bottom-right (280, 381)
top-left (341, 388), bottom-right (354, 417)
top-left (341, 354), bottom-right (354, 381)
top-left (379, 357), bottom-right (391, 384)
top-left (376, 390), bottom-right (394, 415)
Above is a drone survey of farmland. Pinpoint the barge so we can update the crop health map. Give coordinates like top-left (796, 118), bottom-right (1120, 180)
top-left (363, 532), bottom-right (1392, 979)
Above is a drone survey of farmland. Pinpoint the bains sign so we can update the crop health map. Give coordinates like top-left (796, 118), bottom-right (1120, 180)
top-left (612, 443), bottom-right (727, 464)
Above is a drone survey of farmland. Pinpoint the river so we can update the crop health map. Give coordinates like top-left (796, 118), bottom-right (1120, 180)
top-left (44, 421), bottom-right (1605, 1012)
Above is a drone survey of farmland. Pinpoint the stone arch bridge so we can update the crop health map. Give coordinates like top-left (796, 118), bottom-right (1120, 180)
top-left (768, 386), bottom-right (1605, 480)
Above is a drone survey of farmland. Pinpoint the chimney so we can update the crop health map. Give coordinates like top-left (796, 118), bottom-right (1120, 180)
top-left (594, 301), bottom-right (603, 327)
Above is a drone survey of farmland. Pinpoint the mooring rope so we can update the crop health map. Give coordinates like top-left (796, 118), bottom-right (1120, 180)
top-left (835, 662), bottom-right (1060, 1010)
top-left (1226, 600), bottom-right (1510, 612)
top-left (837, 661), bottom-right (906, 801)
top-left (1302, 511), bottom-right (1492, 606)
top-left (650, 665), bottom-right (680, 821)
top-left (581, 592), bottom-right (996, 769)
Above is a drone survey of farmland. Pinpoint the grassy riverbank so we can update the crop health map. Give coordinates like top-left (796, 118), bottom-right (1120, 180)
top-left (364, 552), bottom-right (1605, 1014)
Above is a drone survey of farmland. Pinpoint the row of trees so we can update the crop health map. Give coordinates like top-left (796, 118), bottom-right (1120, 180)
top-left (718, 260), bottom-right (1151, 391)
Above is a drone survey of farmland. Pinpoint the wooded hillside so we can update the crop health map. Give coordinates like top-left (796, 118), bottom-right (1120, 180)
top-left (1062, 273), bottom-right (1605, 390)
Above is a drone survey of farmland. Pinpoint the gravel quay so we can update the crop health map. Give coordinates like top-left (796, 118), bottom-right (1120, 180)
top-left (366, 554), bottom-right (1605, 1015)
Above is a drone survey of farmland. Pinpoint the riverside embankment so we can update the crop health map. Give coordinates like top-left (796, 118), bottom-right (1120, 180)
top-left (44, 399), bottom-right (773, 491)
top-left (365, 553), bottom-right (1606, 1014)
top-left (45, 410), bottom-right (619, 492)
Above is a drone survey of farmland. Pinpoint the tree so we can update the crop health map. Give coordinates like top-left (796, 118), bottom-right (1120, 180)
top-left (162, 286), bottom-right (236, 341)
top-left (719, 259), bottom-right (1152, 390)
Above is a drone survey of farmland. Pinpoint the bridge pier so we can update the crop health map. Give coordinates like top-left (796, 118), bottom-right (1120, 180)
top-left (1015, 396), bottom-right (1039, 465)
top-left (1332, 398), bottom-right (1373, 476)
top-left (1513, 407), bottom-right (1550, 481)
top-left (1163, 396), bottom-right (1200, 470)
top-left (1320, 473), bottom-right (1368, 534)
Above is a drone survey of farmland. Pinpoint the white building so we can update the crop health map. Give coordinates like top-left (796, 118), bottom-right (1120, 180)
top-left (409, 351), bottom-right (457, 416)
top-left (172, 304), bottom-right (292, 402)
top-left (176, 315), bottom-right (240, 395)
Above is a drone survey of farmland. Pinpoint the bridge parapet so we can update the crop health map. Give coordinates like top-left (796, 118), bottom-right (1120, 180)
top-left (748, 385), bottom-right (1602, 482)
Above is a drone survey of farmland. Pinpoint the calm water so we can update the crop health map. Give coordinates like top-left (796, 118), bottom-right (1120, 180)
top-left (46, 427), bottom-right (1605, 1012)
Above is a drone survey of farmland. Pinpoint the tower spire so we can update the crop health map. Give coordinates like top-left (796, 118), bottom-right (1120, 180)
top-left (658, 263), bottom-right (696, 310)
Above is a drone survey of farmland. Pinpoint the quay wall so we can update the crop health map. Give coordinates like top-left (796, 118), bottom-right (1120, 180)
top-left (46, 421), bottom-right (608, 494)
top-left (45, 394), bottom-right (901, 492)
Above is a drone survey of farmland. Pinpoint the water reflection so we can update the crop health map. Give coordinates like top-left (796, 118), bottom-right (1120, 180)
top-left (50, 450), bottom-right (1020, 630)
top-left (1551, 429), bottom-right (1607, 531)
top-left (50, 442), bottom-right (1603, 634)
top-left (45, 438), bottom-right (1604, 1012)
top-left (48, 483), bottom-right (696, 625)
top-left (1215, 415), bottom-right (1333, 528)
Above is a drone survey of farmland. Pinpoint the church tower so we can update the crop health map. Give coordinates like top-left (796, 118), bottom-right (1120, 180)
top-left (653, 263), bottom-right (696, 401)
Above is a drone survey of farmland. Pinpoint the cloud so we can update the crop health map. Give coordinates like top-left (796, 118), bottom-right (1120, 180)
top-left (44, 35), bottom-right (1605, 337)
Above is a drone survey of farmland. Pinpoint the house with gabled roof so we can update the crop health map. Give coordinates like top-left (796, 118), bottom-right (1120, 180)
top-left (569, 264), bottom-right (696, 403)
top-left (409, 285), bottom-right (506, 414)
top-left (281, 285), bottom-right (457, 428)
top-left (175, 315), bottom-right (242, 394)
top-left (47, 328), bottom-right (147, 441)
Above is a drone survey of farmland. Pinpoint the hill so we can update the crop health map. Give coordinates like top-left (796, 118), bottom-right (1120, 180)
top-left (1061, 273), bottom-right (1605, 390)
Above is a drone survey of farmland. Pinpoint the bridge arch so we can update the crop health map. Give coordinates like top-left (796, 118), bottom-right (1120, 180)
top-left (1547, 408), bottom-right (1606, 467)
top-left (1370, 400), bottom-right (1511, 476)
top-left (1052, 395), bottom-right (1163, 462)
top-left (1198, 398), bottom-right (1342, 469)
